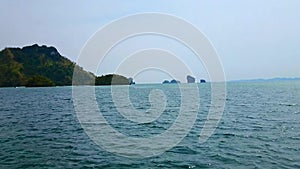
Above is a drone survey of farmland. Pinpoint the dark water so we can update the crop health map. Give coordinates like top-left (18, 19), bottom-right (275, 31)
top-left (0, 82), bottom-right (300, 168)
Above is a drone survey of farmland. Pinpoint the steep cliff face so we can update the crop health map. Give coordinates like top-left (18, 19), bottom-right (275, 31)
top-left (187, 75), bottom-right (195, 83)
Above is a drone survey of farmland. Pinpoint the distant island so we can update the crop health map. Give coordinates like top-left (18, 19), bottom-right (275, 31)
top-left (230, 78), bottom-right (300, 83)
top-left (187, 75), bottom-right (195, 83)
top-left (200, 79), bottom-right (206, 83)
top-left (0, 44), bottom-right (133, 87)
top-left (162, 79), bottom-right (180, 84)
top-left (186, 75), bottom-right (206, 83)
top-left (162, 76), bottom-right (208, 84)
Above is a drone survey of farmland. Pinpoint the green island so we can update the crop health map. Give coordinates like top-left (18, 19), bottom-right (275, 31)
top-left (0, 44), bottom-right (132, 87)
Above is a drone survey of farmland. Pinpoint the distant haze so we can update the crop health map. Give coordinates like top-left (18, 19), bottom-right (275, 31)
top-left (1, 0), bottom-right (299, 82)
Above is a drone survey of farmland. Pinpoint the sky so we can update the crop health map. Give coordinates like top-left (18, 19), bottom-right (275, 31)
top-left (0, 0), bottom-right (299, 82)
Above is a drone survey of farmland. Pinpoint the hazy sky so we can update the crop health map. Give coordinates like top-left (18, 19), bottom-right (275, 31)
top-left (1, 0), bottom-right (299, 82)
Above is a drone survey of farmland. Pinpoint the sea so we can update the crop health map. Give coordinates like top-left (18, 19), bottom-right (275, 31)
top-left (0, 81), bottom-right (299, 169)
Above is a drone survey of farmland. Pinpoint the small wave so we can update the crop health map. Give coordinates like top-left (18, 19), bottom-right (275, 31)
top-left (279, 103), bottom-right (298, 107)
top-left (214, 132), bottom-right (236, 138)
top-left (169, 146), bottom-right (198, 155)
top-left (223, 133), bottom-right (236, 137)
top-left (245, 115), bottom-right (256, 119)
top-left (209, 153), bottom-right (243, 165)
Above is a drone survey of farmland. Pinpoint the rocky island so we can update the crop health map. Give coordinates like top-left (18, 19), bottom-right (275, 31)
top-left (187, 75), bottom-right (195, 83)
top-left (0, 44), bottom-right (132, 87)
top-left (162, 79), bottom-right (180, 84)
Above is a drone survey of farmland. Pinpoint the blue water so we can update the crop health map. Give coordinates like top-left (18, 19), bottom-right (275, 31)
top-left (0, 82), bottom-right (300, 168)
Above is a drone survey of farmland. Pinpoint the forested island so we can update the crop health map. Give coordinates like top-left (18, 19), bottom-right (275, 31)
top-left (0, 44), bottom-right (132, 87)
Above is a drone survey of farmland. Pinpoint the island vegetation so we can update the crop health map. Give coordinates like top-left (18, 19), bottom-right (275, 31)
top-left (0, 44), bottom-right (132, 87)
top-left (95, 74), bottom-right (131, 86)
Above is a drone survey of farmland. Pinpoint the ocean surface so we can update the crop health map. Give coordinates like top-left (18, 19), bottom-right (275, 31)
top-left (0, 82), bottom-right (300, 168)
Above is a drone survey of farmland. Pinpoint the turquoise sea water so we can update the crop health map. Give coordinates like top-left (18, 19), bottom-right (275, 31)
top-left (0, 82), bottom-right (300, 168)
